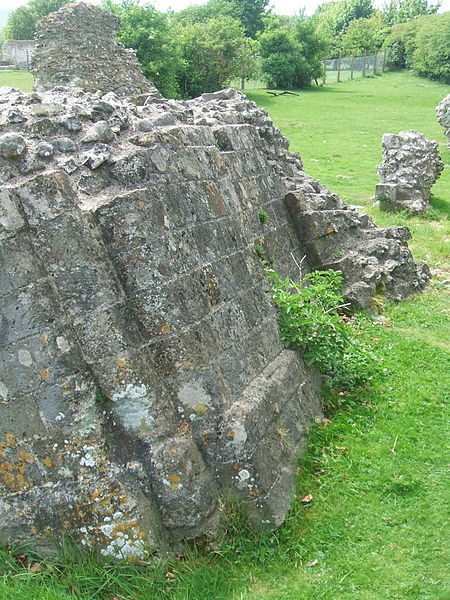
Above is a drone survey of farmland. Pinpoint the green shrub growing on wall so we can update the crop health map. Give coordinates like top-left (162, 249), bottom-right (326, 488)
top-left (267, 268), bottom-right (381, 391)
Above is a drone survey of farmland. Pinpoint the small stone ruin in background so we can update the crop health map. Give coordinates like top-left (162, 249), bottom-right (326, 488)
top-left (32, 1), bottom-right (161, 99)
top-left (375, 130), bottom-right (443, 214)
top-left (436, 94), bottom-right (450, 150)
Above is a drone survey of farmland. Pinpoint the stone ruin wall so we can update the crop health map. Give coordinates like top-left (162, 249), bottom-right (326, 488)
top-left (375, 131), bottom-right (444, 214)
top-left (0, 3), bottom-right (431, 558)
top-left (31, 2), bottom-right (160, 98)
top-left (1, 41), bottom-right (37, 70)
top-left (437, 94), bottom-right (450, 150)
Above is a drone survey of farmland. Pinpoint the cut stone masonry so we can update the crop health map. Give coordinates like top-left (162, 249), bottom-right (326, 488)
top-left (0, 2), bottom-right (430, 557)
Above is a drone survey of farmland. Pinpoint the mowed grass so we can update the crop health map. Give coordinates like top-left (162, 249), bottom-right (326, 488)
top-left (1, 72), bottom-right (449, 599)
top-left (0, 70), bottom-right (33, 92)
top-left (246, 71), bottom-right (450, 267)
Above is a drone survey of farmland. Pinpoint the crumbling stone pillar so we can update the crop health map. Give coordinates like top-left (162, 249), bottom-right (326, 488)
top-left (436, 94), bottom-right (450, 150)
top-left (375, 130), bottom-right (443, 214)
top-left (31, 2), bottom-right (160, 99)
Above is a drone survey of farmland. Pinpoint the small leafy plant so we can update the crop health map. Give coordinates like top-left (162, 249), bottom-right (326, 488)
top-left (266, 268), bottom-right (381, 391)
top-left (259, 209), bottom-right (269, 224)
top-left (255, 243), bottom-right (272, 265)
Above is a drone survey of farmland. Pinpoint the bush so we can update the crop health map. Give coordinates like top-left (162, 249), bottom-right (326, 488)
top-left (259, 17), bottom-right (324, 89)
top-left (412, 12), bottom-right (450, 83)
top-left (267, 268), bottom-right (381, 391)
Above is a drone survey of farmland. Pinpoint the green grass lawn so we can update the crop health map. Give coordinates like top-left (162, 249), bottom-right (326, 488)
top-left (0, 70), bottom-right (33, 92)
top-left (1, 72), bottom-right (449, 600)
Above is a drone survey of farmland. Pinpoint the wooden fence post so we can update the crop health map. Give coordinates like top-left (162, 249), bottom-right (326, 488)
top-left (337, 56), bottom-right (342, 82)
top-left (323, 58), bottom-right (327, 85)
top-left (373, 52), bottom-right (377, 75)
top-left (362, 52), bottom-right (367, 77)
top-left (350, 54), bottom-right (355, 79)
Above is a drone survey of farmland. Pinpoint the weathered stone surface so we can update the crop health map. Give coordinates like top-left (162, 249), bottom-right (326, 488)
top-left (0, 133), bottom-right (27, 159)
top-left (436, 94), bottom-right (450, 149)
top-left (0, 84), bottom-right (431, 555)
top-left (375, 130), bottom-right (444, 213)
top-left (0, 2), bottom-right (431, 558)
top-left (31, 2), bottom-right (161, 99)
top-left (1, 40), bottom-right (36, 70)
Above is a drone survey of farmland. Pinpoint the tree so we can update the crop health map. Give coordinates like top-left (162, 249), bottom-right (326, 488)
top-left (225, 0), bottom-right (270, 38)
top-left (384, 13), bottom-right (427, 68)
top-left (177, 15), bottom-right (247, 98)
top-left (382, 0), bottom-right (440, 26)
top-left (176, 0), bottom-right (269, 39)
top-left (174, 0), bottom-right (241, 26)
top-left (234, 37), bottom-right (260, 89)
top-left (340, 14), bottom-right (389, 55)
top-left (102, 0), bottom-right (183, 98)
top-left (412, 12), bottom-right (450, 82)
top-left (312, 0), bottom-right (374, 38)
top-left (4, 0), bottom-right (69, 39)
top-left (259, 17), bottom-right (325, 89)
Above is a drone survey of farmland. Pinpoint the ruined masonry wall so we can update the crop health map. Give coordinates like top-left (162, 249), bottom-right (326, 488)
top-left (1, 41), bottom-right (36, 70)
top-left (437, 94), bottom-right (450, 150)
top-left (0, 84), bottom-right (430, 556)
top-left (32, 2), bottom-right (160, 98)
top-left (0, 1), bottom-right (431, 558)
top-left (0, 86), bottom-right (325, 557)
top-left (375, 131), bottom-right (443, 214)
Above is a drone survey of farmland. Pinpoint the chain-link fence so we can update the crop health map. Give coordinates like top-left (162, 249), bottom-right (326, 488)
top-left (323, 51), bottom-right (387, 84)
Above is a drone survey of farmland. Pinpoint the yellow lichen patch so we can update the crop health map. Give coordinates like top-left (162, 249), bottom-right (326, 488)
top-left (195, 403), bottom-right (207, 416)
top-left (19, 450), bottom-right (33, 463)
top-left (181, 360), bottom-right (191, 370)
top-left (5, 433), bottom-right (16, 447)
top-left (0, 458), bottom-right (29, 491)
top-left (114, 358), bottom-right (132, 382)
top-left (177, 421), bottom-right (191, 437)
top-left (40, 335), bottom-right (48, 345)
top-left (227, 430), bottom-right (235, 437)
top-left (41, 369), bottom-right (51, 380)
top-left (115, 358), bottom-right (130, 371)
top-left (161, 325), bottom-right (171, 335)
top-left (137, 200), bottom-right (145, 208)
top-left (42, 457), bottom-right (53, 468)
top-left (326, 226), bottom-right (335, 234)
top-left (168, 473), bottom-right (182, 491)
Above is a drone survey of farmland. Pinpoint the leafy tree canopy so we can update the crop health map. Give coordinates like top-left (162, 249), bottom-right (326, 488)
top-left (102, 0), bottom-right (183, 98)
top-left (176, 14), bottom-right (247, 98)
top-left (175, 0), bottom-right (269, 38)
top-left (382, 0), bottom-right (440, 26)
top-left (340, 13), bottom-right (389, 55)
top-left (4, 0), bottom-right (69, 39)
top-left (259, 16), bottom-right (326, 89)
top-left (312, 0), bottom-right (374, 40)
top-left (412, 11), bottom-right (450, 82)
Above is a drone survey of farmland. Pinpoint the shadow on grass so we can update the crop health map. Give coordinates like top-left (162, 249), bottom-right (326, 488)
top-left (429, 195), bottom-right (450, 218)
